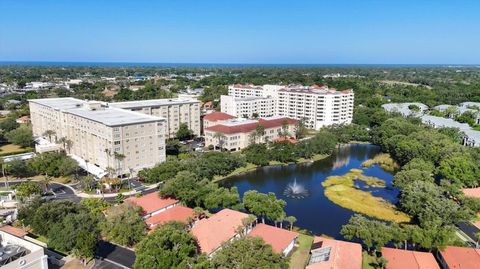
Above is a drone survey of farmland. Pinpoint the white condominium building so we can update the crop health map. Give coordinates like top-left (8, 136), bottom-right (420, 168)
top-left (220, 96), bottom-right (275, 118)
top-left (29, 98), bottom-right (166, 176)
top-left (222, 84), bottom-right (354, 130)
top-left (110, 98), bottom-right (201, 138)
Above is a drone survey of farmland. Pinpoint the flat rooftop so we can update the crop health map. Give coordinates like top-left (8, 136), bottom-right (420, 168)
top-left (110, 98), bottom-right (200, 109)
top-left (29, 97), bottom-right (165, 126)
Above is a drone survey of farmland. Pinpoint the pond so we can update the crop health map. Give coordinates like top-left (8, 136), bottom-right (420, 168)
top-left (221, 144), bottom-right (399, 239)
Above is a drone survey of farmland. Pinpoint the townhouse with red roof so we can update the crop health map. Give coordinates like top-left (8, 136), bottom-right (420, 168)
top-left (382, 247), bottom-right (440, 269)
top-left (248, 223), bottom-right (298, 256)
top-left (306, 236), bottom-right (362, 269)
top-left (125, 191), bottom-right (179, 218)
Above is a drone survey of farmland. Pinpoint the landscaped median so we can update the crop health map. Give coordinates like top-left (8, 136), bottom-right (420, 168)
top-left (322, 169), bottom-right (411, 223)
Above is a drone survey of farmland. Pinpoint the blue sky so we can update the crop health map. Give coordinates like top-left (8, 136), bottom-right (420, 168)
top-left (0, 0), bottom-right (479, 64)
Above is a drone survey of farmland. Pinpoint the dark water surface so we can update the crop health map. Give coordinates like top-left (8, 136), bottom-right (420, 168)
top-left (221, 144), bottom-right (398, 238)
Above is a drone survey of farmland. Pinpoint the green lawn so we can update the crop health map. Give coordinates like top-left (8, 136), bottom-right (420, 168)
top-left (0, 144), bottom-right (33, 156)
top-left (362, 251), bottom-right (378, 269)
top-left (289, 233), bottom-right (313, 269)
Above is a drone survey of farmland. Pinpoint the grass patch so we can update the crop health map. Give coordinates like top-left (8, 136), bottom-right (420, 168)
top-left (0, 144), bottom-right (33, 156)
top-left (212, 163), bottom-right (258, 182)
top-left (362, 251), bottom-right (378, 269)
top-left (289, 233), bottom-right (313, 269)
top-left (362, 153), bottom-right (399, 172)
top-left (322, 169), bottom-right (410, 223)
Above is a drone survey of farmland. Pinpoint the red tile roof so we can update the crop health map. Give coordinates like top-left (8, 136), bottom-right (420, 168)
top-left (440, 246), bottom-right (480, 269)
top-left (0, 225), bottom-right (28, 238)
top-left (145, 205), bottom-right (194, 228)
top-left (462, 187), bottom-right (480, 198)
top-left (249, 224), bottom-right (298, 254)
top-left (191, 209), bottom-right (249, 255)
top-left (306, 237), bottom-right (362, 269)
top-left (273, 137), bottom-right (298, 144)
top-left (203, 112), bottom-right (236, 122)
top-left (205, 117), bottom-right (297, 135)
top-left (125, 192), bottom-right (178, 215)
top-left (382, 247), bottom-right (440, 269)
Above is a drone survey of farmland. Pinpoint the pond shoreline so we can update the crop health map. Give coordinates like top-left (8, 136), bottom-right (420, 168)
top-left (214, 142), bottom-right (372, 183)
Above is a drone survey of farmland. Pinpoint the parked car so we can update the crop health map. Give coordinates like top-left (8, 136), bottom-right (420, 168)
top-left (40, 191), bottom-right (57, 201)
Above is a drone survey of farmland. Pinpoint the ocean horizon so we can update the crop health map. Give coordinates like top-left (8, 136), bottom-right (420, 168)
top-left (0, 61), bottom-right (477, 68)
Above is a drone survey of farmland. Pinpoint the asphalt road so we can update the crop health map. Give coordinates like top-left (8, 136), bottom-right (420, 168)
top-left (95, 240), bottom-right (135, 269)
top-left (456, 222), bottom-right (480, 243)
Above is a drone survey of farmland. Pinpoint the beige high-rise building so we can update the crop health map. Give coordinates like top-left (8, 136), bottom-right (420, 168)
top-left (110, 98), bottom-right (201, 138)
top-left (29, 97), bottom-right (166, 176)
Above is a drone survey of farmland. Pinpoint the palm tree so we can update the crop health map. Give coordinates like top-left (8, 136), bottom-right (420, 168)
top-left (58, 137), bottom-right (69, 152)
top-left (213, 132), bottom-right (226, 151)
top-left (286, 216), bottom-right (297, 231)
top-left (42, 175), bottom-right (52, 192)
top-left (65, 139), bottom-right (73, 154)
top-left (113, 152), bottom-right (126, 177)
top-left (0, 159), bottom-right (8, 189)
top-left (254, 124), bottom-right (265, 143)
top-left (43, 130), bottom-right (56, 143)
top-left (104, 148), bottom-right (111, 169)
top-left (105, 166), bottom-right (115, 178)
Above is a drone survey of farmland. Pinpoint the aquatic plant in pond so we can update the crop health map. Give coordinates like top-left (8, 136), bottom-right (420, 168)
top-left (322, 169), bottom-right (410, 223)
top-left (284, 178), bottom-right (309, 199)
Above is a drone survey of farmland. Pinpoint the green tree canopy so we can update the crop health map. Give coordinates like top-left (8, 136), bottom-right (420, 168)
top-left (101, 203), bottom-right (146, 247)
top-left (211, 237), bottom-right (288, 269)
top-left (134, 222), bottom-right (198, 269)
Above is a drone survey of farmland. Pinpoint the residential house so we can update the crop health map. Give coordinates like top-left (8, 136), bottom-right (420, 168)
top-left (125, 191), bottom-right (179, 218)
top-left (437, 246), bottom-right (480, 269)
top-left (382, 247), bottom-right (440, 269)
top-left (190, 209), bottom-right (251, 257)
top-left (248, 223), bottom-right (298, 256)
top-left (306, 236), bottom-right (362, 269)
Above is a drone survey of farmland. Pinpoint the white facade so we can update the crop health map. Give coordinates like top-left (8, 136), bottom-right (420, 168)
top-left (0, 231), bottom-right (48, 269)
top-left (220, 95), bottom-right (275, 118)
top-left (110, 98), bottom-right (201, 138)
top-left (222, 84), bottom-right (354, 129)
top-left (29, 98), bottom-right (166, 176)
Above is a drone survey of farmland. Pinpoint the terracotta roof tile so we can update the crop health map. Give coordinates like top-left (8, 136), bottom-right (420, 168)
top-left (382, 247), bottom-right (440, 269)
top-left (306, 236), bottom-right (362, 269)
top-left (440, 246), bottom-right (480, 269)
top-left (462, 187), bottom-right (480, 198)
top-left (0, 225), bottom-right (28, 238)
top-left (205, 117), bottom-right (296, 135)
top-left (191, 209), bottom-right (249, 255)
top-left (203, 112), bottom-right (236, 122)
top-left (125, 192), bottom-right (178, 215)
top-left (249, 224), bottom-right (298, 254)
top-left (145, 205), bottom-right (194, 228)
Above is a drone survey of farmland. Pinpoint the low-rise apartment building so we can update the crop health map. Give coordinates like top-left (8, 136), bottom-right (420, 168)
top-left (204, 116), bottom-right (297, 151)
top-left (29, 98), bottom-right (166, 176)
top-left (222, 84), bottom-right (354, 129)
top-left (109, 98), bottom-right (201, 138)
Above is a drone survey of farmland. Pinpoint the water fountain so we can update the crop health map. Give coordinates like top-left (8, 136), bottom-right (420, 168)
top-left (283, 178), bottom-right (309, 199)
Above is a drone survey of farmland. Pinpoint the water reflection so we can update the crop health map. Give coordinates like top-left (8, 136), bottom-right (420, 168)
top-left (222, 144), bottom-right (398, 238)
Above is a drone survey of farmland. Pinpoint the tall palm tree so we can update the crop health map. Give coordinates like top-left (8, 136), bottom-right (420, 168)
top-left (0, 159), bottom-right (8, 189)
top-left (104, 148), bottom-right (111, 169)
top-left (65, 139), bottom-right (73, 154)
top-left (43, 130), bottom-right (56, 143)
top-left (105, 166), bottom-right (115, 178)
top-left (113, 152), bottom-right (126, 177)
top-left (286, 216), bottom-right (297, 231)
top-left (213, 132), bottom-right (226, 151)
top-left (58, 137), bottom-right (68, 151)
